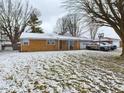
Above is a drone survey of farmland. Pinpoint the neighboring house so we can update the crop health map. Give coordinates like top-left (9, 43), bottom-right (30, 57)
top-left (0, 32), bottom-right (12, 51)
top-left (92, 37), bottom-right (121, 48)
top-left (103, 37), bottom-right (121, 48)
top-left (20, 33), bottom-right (80, 52)
top-left (80, 37), bottom-right (121, 49)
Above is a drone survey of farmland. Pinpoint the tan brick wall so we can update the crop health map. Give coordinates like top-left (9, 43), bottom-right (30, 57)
top-left (74, 40), bottom-right (80, 50)
top-left (20, 39), bottom-right (80, 52)
top-left (75, 40), bottom-right (80, 50)
top-left (21, 39), bottom-right (59, 52)
top-left (59, 40), bottom-right (68, 50)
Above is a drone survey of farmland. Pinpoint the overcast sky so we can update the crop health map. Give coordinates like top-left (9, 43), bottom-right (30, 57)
top-left (30, 0), bottom-right (66, 33)
top-left (29, 0), bottom-right (119, 39)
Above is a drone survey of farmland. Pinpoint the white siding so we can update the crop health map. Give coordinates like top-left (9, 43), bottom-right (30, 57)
top-left (80, 41), bottom-right (91, 49)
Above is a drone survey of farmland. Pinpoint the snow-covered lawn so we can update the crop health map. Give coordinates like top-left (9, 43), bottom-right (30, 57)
top-left (0, 49), bottom-right (124, 93)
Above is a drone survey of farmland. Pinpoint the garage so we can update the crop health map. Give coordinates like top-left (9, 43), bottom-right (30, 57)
top-left (80, 40), bottom-right (92, 49)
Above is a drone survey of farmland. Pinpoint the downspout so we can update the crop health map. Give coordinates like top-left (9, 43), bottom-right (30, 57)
top-left (20, 39), bottom-right (22, 52)
top-left (21, 42), bottom-right (22, 52)
top-left (77, 40), bottom-right (78, 50)
top-left (68, 39), bottom-right (70, 50)
top-left (57, 38), bottom-right (60, 51)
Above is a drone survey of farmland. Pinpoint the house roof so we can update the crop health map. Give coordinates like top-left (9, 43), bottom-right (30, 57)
top-left (103, 37), bottom-right (121, 41)
top-left (20, 32), bottom-right (89, 41)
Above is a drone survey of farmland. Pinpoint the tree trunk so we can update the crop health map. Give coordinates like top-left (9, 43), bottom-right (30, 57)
top-left (121, 41), bottom-right (124, 56)
top-left (12, 42), bottom-right (18, 50)
top-left (120, 25), bottom-right (124, 56)
top-left (11, 37), bottom-right (19, 50)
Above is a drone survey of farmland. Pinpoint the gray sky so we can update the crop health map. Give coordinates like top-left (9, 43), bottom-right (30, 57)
top-left (29, 0), bottom-right (119, 39)
top-left (30, 0), bottom-right (66, 33)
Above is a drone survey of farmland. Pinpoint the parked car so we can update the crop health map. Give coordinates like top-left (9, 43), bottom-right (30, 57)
top-left (86, 42), bottom-right (111, 51)
top-left (101, 42), bottom-right (117, 50)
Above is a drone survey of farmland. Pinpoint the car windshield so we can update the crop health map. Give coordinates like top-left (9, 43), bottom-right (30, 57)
top-left (102, 42), bottom-right (110, 45)
top-left (101, 43), bottom-right (106, 45)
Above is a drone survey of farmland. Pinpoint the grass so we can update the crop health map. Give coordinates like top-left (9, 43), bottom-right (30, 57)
top-left (79, 53), bottom-right (124, 74)
top-left (1, 49), bottom-right (124, 93)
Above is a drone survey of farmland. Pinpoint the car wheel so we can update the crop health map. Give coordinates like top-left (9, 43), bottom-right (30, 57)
top-left (111, 48), bottom-right (114, 50)
top-left (86, 46), bottom-right (91, 50)
top-left (100, 47), bottom-right (105, 51)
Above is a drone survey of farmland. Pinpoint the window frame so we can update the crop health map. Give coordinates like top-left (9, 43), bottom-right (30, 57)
top-left (47, 40), bottom-right (56, 45)
top-left (21, 39), bottom-right (29, 46)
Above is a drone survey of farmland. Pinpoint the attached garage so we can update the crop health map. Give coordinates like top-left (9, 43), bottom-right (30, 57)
top-left (80, 40), bottom-right (92, 50)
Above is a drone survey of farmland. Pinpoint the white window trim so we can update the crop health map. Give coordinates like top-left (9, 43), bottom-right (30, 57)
top-left (48, 40), bottom-right (56, 45)
top-left (21, 39), bottom-right (29, 46)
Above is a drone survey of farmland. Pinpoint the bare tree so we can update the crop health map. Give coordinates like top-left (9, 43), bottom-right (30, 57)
top-left (66, 14), bottom-right (82, 37)
top-left (89, 23), bottom-right (100, 40)
top-left (64, 0), bottom-right (124, 56)
top-left (54, 17), bottom-right (68, 35)
top-left (0, 0), bottom-right (33, 50)
top-left (84, 19), bottom-right (100, 40)
top-left (54, 13), bottom-right (83, 37)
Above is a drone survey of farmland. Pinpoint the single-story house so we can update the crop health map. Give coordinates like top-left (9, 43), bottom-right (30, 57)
top-left (20, 33), bottom-right (81, 52)
top-left (20, 33), bottom-right (121, 52)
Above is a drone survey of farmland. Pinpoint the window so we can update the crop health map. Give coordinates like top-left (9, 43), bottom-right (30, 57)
top-left (48, 40), bottom-right (56, 45)
top-left (21, 39), bottom-right (29, 46)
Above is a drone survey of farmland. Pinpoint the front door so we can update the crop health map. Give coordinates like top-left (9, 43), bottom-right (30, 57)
top-left (68, 40), bottom-right (74, 50)
top-left (60, 40), bottom-right (63, 50)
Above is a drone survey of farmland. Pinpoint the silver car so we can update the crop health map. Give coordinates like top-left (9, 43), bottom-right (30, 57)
top-left (86, 42), bottom-right (111, 51)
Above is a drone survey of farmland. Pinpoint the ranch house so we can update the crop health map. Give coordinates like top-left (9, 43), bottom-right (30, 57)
top-left (20, 33), bottom-right (81, 52)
